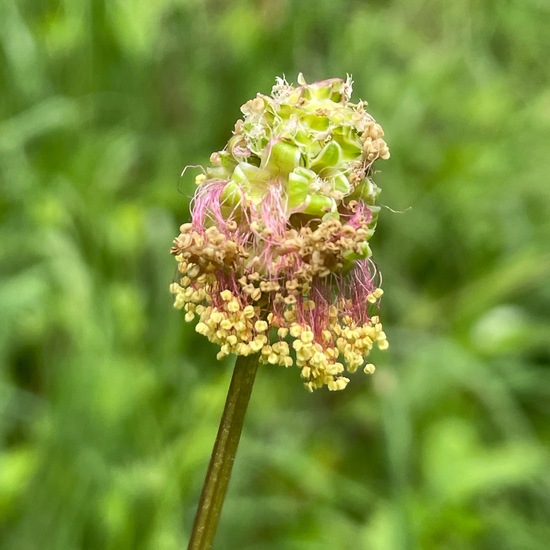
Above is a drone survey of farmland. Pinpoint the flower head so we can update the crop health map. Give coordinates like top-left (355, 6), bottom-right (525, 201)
top-left (171, 74), bottom-right (390, 391)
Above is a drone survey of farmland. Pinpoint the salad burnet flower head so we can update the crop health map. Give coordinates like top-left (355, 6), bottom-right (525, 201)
top-left (170, 74), bottom-right (390, 391)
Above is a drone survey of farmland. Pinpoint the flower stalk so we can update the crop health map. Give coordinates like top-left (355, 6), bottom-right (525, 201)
top-left (187, 353), bottom-right (260, 550)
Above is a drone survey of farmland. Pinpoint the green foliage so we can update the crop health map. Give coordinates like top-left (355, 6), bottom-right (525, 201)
top-left (1, 0), bottom-right (549, 548)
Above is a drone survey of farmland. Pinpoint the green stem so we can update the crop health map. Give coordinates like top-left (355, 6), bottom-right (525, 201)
top-left (187, 353), bottom-right (260, 550)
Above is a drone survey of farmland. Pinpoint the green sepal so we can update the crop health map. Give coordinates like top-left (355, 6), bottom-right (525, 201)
top-left (366, 205), bottom-right (381, 229)
top-left (302, 193), bottom-right (336, 216)
top-left (330, 90), bottom-right (343, 102)
top-left (310, 141), bottom-right (343, 172)
top-left (206, 166), bottom-right (232, 180)
top-left (220, 181), bottom-right (243, 208)
top-left (309, 84), bottom-right (332, 101)
top-left (218, 151), bottom-right (238, 171)
top-left (232, 162), bottom-right (264, 184)
top-left (231, 163), bottom-right (269, 205)
top-left (333, 173), bottom-right (351, 194)
top-left (342, 240), bottom-right (372, 261)
top-left (349, 178), bottom-right (380, 204)
top-left (287, 167), bottom-right (316, 209)
top-left (293, 130), bottom-right (322, 160)
top-left (277, 104), bottom-right (295, 119)
top-left (303, 114), bottom-right (330, 132)
top-left (262, 140), bottom-right (302, 175)
top-left (332, 127), bottom-right (362, 160)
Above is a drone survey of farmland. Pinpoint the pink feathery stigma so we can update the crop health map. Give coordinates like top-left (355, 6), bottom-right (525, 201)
top-left (345, 201), bottom-right (373, 227)
top-left (301, 281), bottom-right (333, 337)
top-left (190, 180), bottom-right (228, 230)
top-left (345, 260), bottom-right (378, 323)
top-left (261, 182), bottom-right (288, 239)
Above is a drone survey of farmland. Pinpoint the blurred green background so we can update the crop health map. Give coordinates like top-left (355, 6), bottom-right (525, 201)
top-left (1, 1), bottom-right (550, 549)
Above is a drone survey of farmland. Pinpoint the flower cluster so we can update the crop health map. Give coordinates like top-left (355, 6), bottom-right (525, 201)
top-left (171, 74), bottom-right (390, 391)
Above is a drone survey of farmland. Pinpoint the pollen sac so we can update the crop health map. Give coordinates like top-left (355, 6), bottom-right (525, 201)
top-left (171, 74), bottom-right (390, 391)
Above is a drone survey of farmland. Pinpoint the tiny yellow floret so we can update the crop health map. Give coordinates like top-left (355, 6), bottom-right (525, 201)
top-left (227, 300), bottom-right (240, 313)
top-left (254, 320), bottom-right (268, 332)
top-left (363, 363), bottom-right (376, 374)
top-left (220, 290), bottom-right (233, 301)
